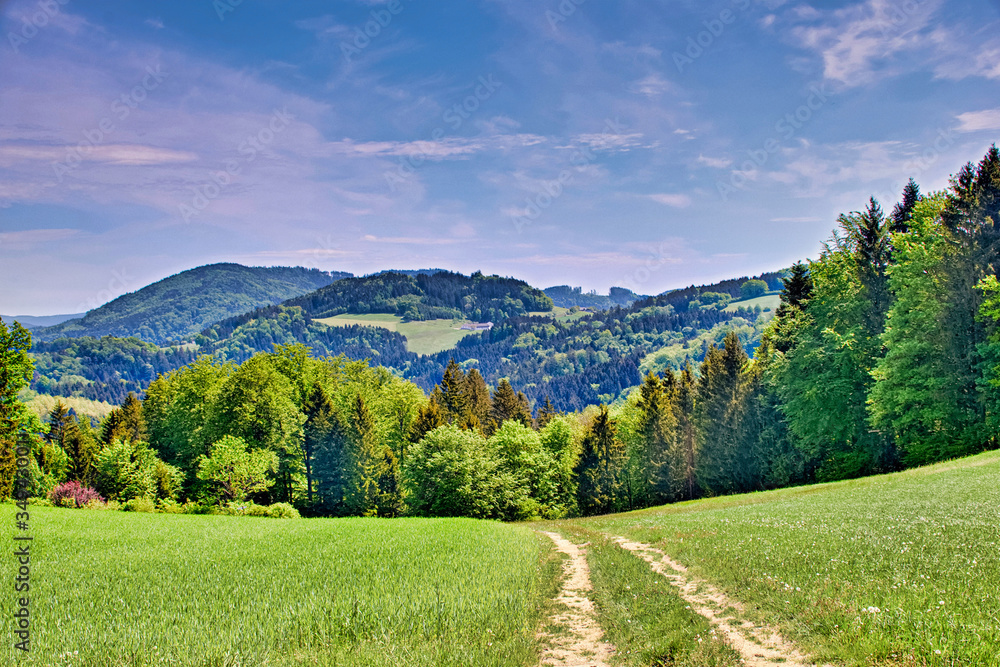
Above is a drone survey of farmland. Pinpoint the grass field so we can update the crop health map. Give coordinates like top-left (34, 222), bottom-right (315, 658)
top-left (315, 314), bottom-right (478, 356)
top-left (0, 511), bottom-right (557, 666)
top-left (722, 292), bottom-right (781, 312)
top-left (568, 450), bottom-right (1000, 666)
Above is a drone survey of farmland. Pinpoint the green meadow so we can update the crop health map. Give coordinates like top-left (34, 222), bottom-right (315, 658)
top-left (568, 449), bottom-right (1000, 666)
top-left (315, 314), bottom-right (478, 355)
top-left (7, 451), bottom-right (999, 666)
top-left (0, 511), bottom-right (556, 667)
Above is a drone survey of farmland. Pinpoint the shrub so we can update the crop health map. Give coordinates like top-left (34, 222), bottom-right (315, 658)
top-left (158, 499), bottom-right (184, 514)
top-left (84, 498), bottom-right (112, 510)
top-left (123, 497), bottom-right (157, 513)
top-left (267, 503), bottom-right (300, 519)
top-left (48, 481), bottom-right (105, 508)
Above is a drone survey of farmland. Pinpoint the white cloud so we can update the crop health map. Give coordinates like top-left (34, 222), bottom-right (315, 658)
top-left (697, 154), bottom-right (732, 169)
top-left (647, 193), bottom-right (692, 208)
top-left (955, 108), bottom-right (1000, 133)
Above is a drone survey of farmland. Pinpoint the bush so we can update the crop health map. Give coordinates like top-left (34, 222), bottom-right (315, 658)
top-left (123, 497), bottom-right (157, 513)
top-left (157, 499), bottom-right (184, 514)
top-left (181, 501), bottom-right (211, 514)
top-left (267, 503), bottom-right (300, 519)
top-left (84, 498), bottom-right (113, 510)
top-left (48, 481), bottom-right (105, 509)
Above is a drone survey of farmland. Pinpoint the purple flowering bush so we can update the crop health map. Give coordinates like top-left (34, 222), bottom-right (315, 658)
top-left (48, 481), bottom-right (105, 508)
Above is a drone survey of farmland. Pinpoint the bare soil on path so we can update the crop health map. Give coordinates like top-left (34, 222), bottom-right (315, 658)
top-left (611, 536), bottom-right (832, 667)
top-left (538, 531), bottom-right (615, 667)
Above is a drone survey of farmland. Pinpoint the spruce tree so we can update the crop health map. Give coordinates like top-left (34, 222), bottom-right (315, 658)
top-left (409, 401), bottom-right (446, 443)
top-left (439, 359), bottom-right (470, 424)
top-left (573, 406), bottom-right (625, 516)
top-left (490, 379), bottom-right (532, 433)
top-left (535, 396), bottom-right (558, 429)
top-left (890, 178), bottom-right (921, 235)
top-left (301, 382), bottom-right (335, 506)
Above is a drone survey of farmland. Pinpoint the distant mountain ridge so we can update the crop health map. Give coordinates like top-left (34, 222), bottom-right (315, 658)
top-left (32, 263), bottom-right (351, 345)
top-left (1, 312), bottom-right (84, 329)
top-left (544, 285), bottom-right (646, 309)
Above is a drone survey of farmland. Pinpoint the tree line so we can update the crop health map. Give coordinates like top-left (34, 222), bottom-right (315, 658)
top-left (3, 146), bottom-right (999, 518)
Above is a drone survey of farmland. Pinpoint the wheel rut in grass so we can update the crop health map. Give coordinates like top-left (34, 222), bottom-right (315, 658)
top-left (611, 536), bottom-right (831, 667)
top-left (538, 531), bottom-right (615, 667)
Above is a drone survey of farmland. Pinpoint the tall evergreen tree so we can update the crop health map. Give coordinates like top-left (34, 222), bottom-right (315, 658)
top-left (301, 382), bottom-right (335, 506)
top-left (409, 401), bottom-right (446, 444)
top-left (490, 379), bottom-right (532, 432)
top-left (635, 372), bottom-right (675, 505)
top-left (465, 368), bottom-right (493, 431)
top-left (439, 359), bottom-right (470, 425)
top-left (695, 332), bottom-right (753, 494)
top-left (535, 396), bottom-right (559, 429)
top-left (102, 393), bottom-right (147, 446)
top-left (669, 364), bottom-right (698, 501)
top-left (890, 178), bottom-right (921, 235)
top-left (573, 406), bottom-right (625, 516)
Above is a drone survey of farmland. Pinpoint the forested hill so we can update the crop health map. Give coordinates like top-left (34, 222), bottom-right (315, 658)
top-left (32, 264), bottom-right (350, 345)
top-left (281, 270), bottom-right (553, 321)
top-left (27, 269), bottom-right (785, 408)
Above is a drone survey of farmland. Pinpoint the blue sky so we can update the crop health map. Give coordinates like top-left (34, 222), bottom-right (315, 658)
top-left (2, 0), bottom-right (1000, 314)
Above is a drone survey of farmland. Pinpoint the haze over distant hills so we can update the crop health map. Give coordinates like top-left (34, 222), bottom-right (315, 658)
top-left (31, 264), bottom-right (350, 345)
top-left (0, 313), bottom-right (84, 329)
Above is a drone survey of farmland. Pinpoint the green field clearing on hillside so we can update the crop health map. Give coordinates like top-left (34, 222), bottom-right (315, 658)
top-left (0, 511), bottom-right (556, 666)
top-left (315, 313), bottom-right (403, 331)
top-left (722, 293), bottom-right (780, 312)
top-left (316, 314), bottom-right (478, 355)
top-left (573, 450), bottom-right (1000, 666)
top-left (529, 306), bottom-right (587, 321)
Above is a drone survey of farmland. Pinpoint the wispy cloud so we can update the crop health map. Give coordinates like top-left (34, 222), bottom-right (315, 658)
top-left (647, 193), bottom-right (692, 208)
top-left (955, 108), bottom-right (1000, 132)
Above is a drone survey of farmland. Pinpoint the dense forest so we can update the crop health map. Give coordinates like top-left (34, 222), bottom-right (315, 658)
top-left (5, 146), bottom-right (999, 520)
top-left (26, 272), bottom-right (783, 410)
top-left (33, 264), bottom-right (348, 344)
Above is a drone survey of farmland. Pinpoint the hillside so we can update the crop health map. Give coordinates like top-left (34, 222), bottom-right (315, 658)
top-left (282, 270), bottom-right (553, 321)
top-left (33, 264), bottom-right (350, 344)
top-left (28, 269), bottom-right (787, 410)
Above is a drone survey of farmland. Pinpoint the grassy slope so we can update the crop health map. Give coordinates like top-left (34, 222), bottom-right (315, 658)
top-left (566, 450), bottom-right (1000, 666)
top-left (722, 292), bottom-right (780, 312)
top-left (0, 511), bottom-right (557, 667)
top-left (316, 313), bottom-right (477, 356)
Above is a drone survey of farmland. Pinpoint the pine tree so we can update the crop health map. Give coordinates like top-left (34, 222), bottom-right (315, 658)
top-left (695, 332), bottom-right (752, 495)
top-left (535, 396), bottom-right (558, 429)
top-left (670, 364), bottom-right (698, 501)
top-left (573, 406), bottom-right (625, 516)
top-left (635, 372), bottom-right (675, 505)
top-left (46, 402), bottom-right (97, 485)
top-left (464, 368), bottom-right (492, 430)
top-left (490, 379), bottom-right (532, 433)
top-left (890, 178), bottom-right (921, 235)
top-left (301, 382), bottom-right (335, 506)
top-left (409, 401), bottom-right (446, 443)
top-left (439, 359), bottom-right (470, 425)
top-left (312, 407), bottom-right (352, 515)
top-left (775, 262), bottom-right (813, 319)
top-left (102, 393), bottom-right (147, 445)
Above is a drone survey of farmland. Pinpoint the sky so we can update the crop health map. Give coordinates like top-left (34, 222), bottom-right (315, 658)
top-left (2, 0), bottom-right (1000, 315)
